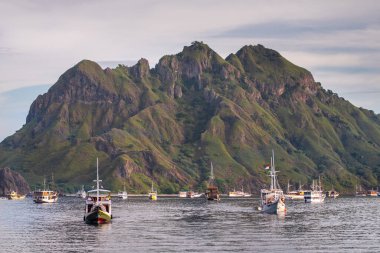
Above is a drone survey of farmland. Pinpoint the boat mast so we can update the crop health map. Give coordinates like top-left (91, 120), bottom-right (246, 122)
top-left (93, 157), bottom-right (102, 203)
top-left (210, 162), bottom-right (214, 180)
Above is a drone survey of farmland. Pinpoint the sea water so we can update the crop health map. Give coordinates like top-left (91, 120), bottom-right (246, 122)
top-left (0, 196), bottom-right (379, 252)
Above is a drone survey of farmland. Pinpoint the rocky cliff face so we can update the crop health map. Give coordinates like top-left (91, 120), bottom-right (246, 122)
top-left (0, 167), bottom-right (30, 195)
top-left (1, 42), bottom-right (379, 194)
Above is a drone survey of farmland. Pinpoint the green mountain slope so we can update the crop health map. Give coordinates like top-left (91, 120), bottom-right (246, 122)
top-left (1, 41), bottom-right (379, 194)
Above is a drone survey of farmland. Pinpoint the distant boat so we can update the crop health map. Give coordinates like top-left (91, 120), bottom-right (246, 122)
top-left (355, 185), bottom-right (366, 197)
top-left (187, 191), bottom-right (204, 198)
top-left (284, 180), bottom-right (305, 200)
top-left (260, 150), bottom-right (286, 214)
top-left (228, 186), bottom-right (251, 197)
top-left (7, 191), bottom-right (26, 200)
top-left (77, 185), bottom-right (86, 199)
top-left (178, 191), bottom-right (187, 198)
top-left (325, 187), bottom-right (339, 199)
top-left (205, 162), bottom-right (220, 201)
top-left (33, 177), bottom-right (58, 203)
top-left (367, 189), bottom-right (377, 197)
top-left (304, 178), bottom-right (325, 203)
top-left (117, 182), bottom-right (128, 200)
top-left (84, 158), bottom-right (112, 224)
top-left (148, 181), bottom-right (157, 201)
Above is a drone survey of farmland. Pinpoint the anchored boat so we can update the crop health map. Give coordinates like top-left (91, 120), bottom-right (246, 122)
top-left (117, 182), bottom-right (128, 200)
top-left (7, 191), bottom-right (26, 200)
top-left (33, 177), bottom-right (58, 203)
top-left (304, 178), bottom-right (325, 203)
top-left (205, 162), bottom-right (220, 201)
top-left (260, 150), bottom-right (286, 214)
top-left (228, 186), bottom-right (252, 197)
top-left (148, 181), bottom-right (157, 201)
top-left (77, 185), bottom-right (86, 199)
top-left (84, 158), bottom-right (112, 224)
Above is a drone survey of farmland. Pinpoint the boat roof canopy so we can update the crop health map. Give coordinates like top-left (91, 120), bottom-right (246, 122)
top-left (88, 189), bottom-right (110, 193)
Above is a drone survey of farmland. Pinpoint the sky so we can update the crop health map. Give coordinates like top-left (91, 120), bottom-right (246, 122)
top-left (0, 0), bottom-right (379, 141)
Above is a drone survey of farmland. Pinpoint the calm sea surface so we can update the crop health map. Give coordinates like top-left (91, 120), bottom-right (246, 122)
top-left (0, 196), bottom-right (379, 252)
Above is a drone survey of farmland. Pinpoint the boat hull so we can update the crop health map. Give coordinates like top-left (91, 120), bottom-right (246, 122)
top-left (284, 194), bottom-right (304, 200)
top-left (262, 198), bottom-right (286, 214)
top-left (33, 198), bottom-right (58, 203)
top-left (85, 208), bottom-right (111, 225)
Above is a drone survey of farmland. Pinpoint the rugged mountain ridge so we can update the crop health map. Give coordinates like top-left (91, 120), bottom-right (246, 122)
top-left (0, 167), bottom-right (30, 195)
top-left (1, 41), bottom-right (379, 193)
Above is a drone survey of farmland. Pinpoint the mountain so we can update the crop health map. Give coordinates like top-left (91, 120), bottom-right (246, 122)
top-left (1, 41), bottom-right (379, 194)
top-left (0, 167), bottom-right (30, 195)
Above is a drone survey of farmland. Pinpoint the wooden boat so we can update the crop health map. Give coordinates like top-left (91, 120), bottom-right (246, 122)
top-left (228, 186), bottom-right (252, 197)
top-left (33, 177), bottom-right (58, 203)
top-left (117, 182), bottom-right (128, 200)
top-left (84, 158), bottom-right (112, 225)
top-left (260, 150), bottom-right (285, 214)
top-left (304, 178), bottom-right (325, 203)
top-left (205, 162), bottom-right (220, 201)
top-left (7, 191), bottom-right (26, 200)
top-left (148, 181), bottom-right (157, 201)
top-left (367, 189), bottom-right (377, 197)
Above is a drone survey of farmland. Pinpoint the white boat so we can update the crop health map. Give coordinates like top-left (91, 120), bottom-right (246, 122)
top-left (228, 186), bottom-right (252, 197)
top-left (33, 177), bottom-right (58, 203)
top-left (284, 181), bottom-right (305, 200)
top-left (117, 182), bottom-right (128, 200)
top-left (148, 181), bottom-right (157, 201)
top-left (77, 185), bottom-right (86, 199)
top-left (355, 185), bottom-right (366, 197)
top-left (178, 191), bottom-right (187, 198)
top-left (84, 158), bottom-right (112, 224)
top-left (260, 150), bottom-right (286, 214)
top-left (186, 191), bottom-right (204, 198)
top-left (7, 191), bottom-right (26, 200)
top-left (304, 178), bottom-right (325, 203)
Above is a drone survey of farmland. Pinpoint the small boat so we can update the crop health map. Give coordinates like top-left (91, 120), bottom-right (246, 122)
top-left (148, 181), bottom-right (157, 201)
top-left (304, 178), bottom-right (325, 203)
top-left (228, 186), bottom-right (252, 197)
top-left (260, 150), bottom-right (286, 214)
top-left (76, 185), bottom-right (86, 199)
top-left (117, 182), bottom-right (128, 200)
top-left (84, 158), bottom-right (112, 225)
top-left (205, 162), bottom-right (220, 201)
top-left (355, 185), bottom-right (366, 197)
top-left (178, 191), bottom-right (187, 198)
top-left (187, 191), bottom-right (204, 198)
top-left (284, 181), bottom-right (305, 200)
top-left (7, 191), bottom-right (26, 200)
top-left (325, 188), bottom-right (339, 198)
top-left (367, 189), bottom-right (377, 197)
top-left (33, 177), bottom-right (58, 203)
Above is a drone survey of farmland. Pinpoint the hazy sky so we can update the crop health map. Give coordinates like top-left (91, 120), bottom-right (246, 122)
top-left (0, 0), bottom-right (379, 141)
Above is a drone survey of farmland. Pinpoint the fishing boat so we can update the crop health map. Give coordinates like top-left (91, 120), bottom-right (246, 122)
top-left (355, 185), bottom-right (366, 197)
top-left (117, 182), bottom-right (128, 200)
top-left (7, 191), bottom-right (26, 200)
top-left (76, 185), bottom-right (86, 199)
top-left (84, 158), bottom-right (112, 224)
top-left (33, 177), bottom-right (58, 203)
top-left (205, 162), bottom-right (220, 201)
top-left (148, 181), bottom-right (157, 201)
top-left (228, 186), bottom-right (252, 197)
top-left (284, 181), bottom-right (305, 200)
top-left (304, 178), bottom-right (325, 203)
top-left (260, 150), bottom-right (286, 214)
